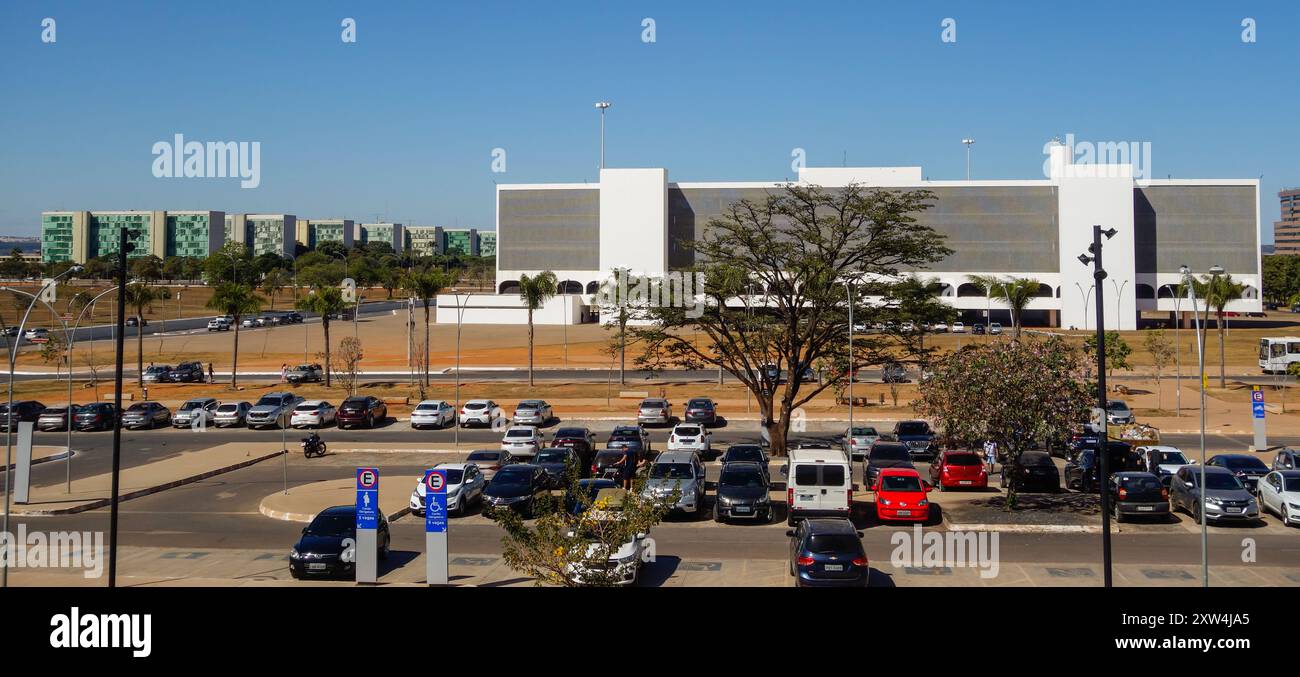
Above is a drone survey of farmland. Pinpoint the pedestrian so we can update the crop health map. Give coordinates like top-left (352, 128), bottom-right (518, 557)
top-left (207, 362), bottom-right (215, 383)
top-left (621, 447), bottom-right (639, 490)
top-left (279, 363), bottom-right (287, 383)
top-left (985, 440), bottom-right (998, 473)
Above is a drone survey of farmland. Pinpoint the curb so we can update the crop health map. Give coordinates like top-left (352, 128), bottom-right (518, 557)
top-left (10, 449), bottom-right (285, 516)
top-left (945, 523), bottom-right (1100, 534)
top-left (1, 449), bottom-right (72, 472)
top-left (259, 500), bottom-right (412, 524)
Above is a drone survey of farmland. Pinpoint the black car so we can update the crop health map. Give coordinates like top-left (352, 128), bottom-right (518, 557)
top-left (1064, 442), bottom-right (1133, 492)
top-left (971, 324), bottom-right (986, 335)
top-left (715, 461), bottom-right (773, 523)
top-left (1207, 454), bottom-right (1270, 493)
top-left (337, 396), bottom-right (387, 429)
top-left (787, 518), bottom-right (869, 588)
top-left (125, 317), bottom-right (148, 327)
top-left (606, 426), bottom-right (650, 457)
top-left (1064, 429), bottom-right (1103, 460)
top-left (683, 398), bottom-right (718, 426)
top-left (720, 443), bottom-right (769, 482)
top-left (533, 447), bottom-right (579, 488)
top-left (74, 402), bottom-right (118, 431)
top-left (482, 465), bottom-right (550, 517)
top-left (289, 505), bottom-right (390, 579)
top-left (0, 400), bottom-right (46, 431)
top-left (864, 442), bottom-right (914, 488)
top-left (592, 449), bottom-right (631, 480)
top-left (893, 420), bottom-right (936, 459)
top-left (1108, 472), bottom-right (1171, 523)
top-left (565, 478), bottom-right (619, 515)
top-left (1002, 451), bottom-right (1061, 492)
top-left (167, 361), bottom-right (205, 383)
top-left (551, 427), bottom-right (597, 475)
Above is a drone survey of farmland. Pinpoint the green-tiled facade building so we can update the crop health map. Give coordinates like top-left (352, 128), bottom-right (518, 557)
top-left (478, 231), bottom-right (496, 257)
top-left (41, 210), bottom-right (221, 263)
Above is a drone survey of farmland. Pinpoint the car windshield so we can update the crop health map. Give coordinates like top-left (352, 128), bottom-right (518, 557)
top-left (897, 422), bottom-right (930, 435)
top-left (518, 401), bottom-right (542, 408)
top-left (1022, 453), bottom-right (1054, 466)
top-left (535, 451), bottom-right (569, 464)
top-left (806, 534), bottom-right (861, 555)
top-left (1286, 478), bottom-right (1300, 492)
top-left (493, 470), bottom-right (531, 487)
top-left (505, 429), bottom-right (533, 439)
top-left (415, 403), bottom-right (441, 410)
top-left (850, 427), bottom-right (877, 436)
top-left (1155, 451), bottom-right (1188, 465)
top-left (1118, 476), bottom-right (1163, 492)
top-left (651, 463), bottom-right (694, 479)
top-left (180, 401), bottom-right (205, 411)
top-left (464, 402), bottom-right (487, 410)
top-left (254, 396), bottom-right (283, 407)
top-left (725, 447), bottom-right (763, 463)
top-left (217, 405), bottom-right (239, 412)
top-left (145, 366), bottom-right (168, 374)
top-left (1222, 457), bottom-right (1268, 472)
top-left (467, 451), bottom-right (501, 462)
top-left (675, 426), bottom-right (701, 436)
top-left (881, 475), bottom-right (922, 491)
top-left (720, 468), bottom-right (764, 487)
top-left (438, 469), bottom-right (465, 485)
top-left (294, 403), bottom-right (319, 411)
top-left (555, 428), bottom-right (586, 438)
top-left (870, 446), bottom-right (910, 462)
top-left (1205, 474), bottom-right (1244, 491)
top-left (1107, 401), bottom-right (1130, 412)
top-left (304, 513), bottom-right (354, 537)
top-left (595, 452), bottom-right (625, 465)
top-left (126, 403), bottom-right (148, 412)
top-left (641, 400), bottom-right (667, 408)
top-left (688, 400), bottom-right (711, 407)
top-left (945, 454), bottom-right (982, 466)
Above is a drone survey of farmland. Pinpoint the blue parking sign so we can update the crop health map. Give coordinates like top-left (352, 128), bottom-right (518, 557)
top-left (424, 469), bottom-right (448, 533)
top-left (356, 467), bottom-right (380, 530)
top-left (1253, 402), bottom-right (1265, 419)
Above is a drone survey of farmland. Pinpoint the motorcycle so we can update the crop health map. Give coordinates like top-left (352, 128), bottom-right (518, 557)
top-left (301, 434), bottom-right (326, 458)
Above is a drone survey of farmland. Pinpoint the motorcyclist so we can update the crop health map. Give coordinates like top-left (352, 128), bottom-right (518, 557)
top-left (302, 431), bottom-right (323, 456)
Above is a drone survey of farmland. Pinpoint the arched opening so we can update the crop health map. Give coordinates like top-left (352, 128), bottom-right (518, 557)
top-left (956, 283), bottom-right (984, 298)
top-left (1136, 283), bottom-right (1156, 299)
top-left (936, 283), bottom-right (954, 297)
top-left (1243, 285), bottom-right (1258, 300)
top-left (498, 280), bottom-right (521, 294)
top-left (1157, 284), bottom-right (1176, 299)
top-left (585, 281), bottom-right (600, 294)
top-left (558, 280), bottom-right (583, 294)
top-left (1055, 286), bottom-right (1062, 298)
top-left (1034, 284), bottom-right (1053, 297)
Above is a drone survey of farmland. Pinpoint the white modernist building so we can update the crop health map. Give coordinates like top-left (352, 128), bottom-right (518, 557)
top-left (439, 145), bottom-right (1261, 327)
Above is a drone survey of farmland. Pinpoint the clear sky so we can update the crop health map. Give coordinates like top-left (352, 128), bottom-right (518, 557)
top-left (1, 1), bottom-right (1296, 240)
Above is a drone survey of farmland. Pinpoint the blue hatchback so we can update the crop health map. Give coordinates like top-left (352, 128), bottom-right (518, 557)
top-left (788, 518), bottom-right (869, 587)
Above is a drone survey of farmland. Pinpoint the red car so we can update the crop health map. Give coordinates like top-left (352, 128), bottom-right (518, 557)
top-left (928, 451), bottom-right (988, 491)
top-left (873, 468), bottom-right (931, 522)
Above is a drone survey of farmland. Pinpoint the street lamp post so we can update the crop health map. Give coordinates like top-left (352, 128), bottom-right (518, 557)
top-left (1078, 225), bottom-right (1117, 588)
top-left (595, 101), bottom-right (612, 169)
top-left (1073, 282), bottom-right (1094, 330)
top-left (1111, 279), bottom-right (1129, 330)
top-left (65, 287), bottom-right (118, 493)
top-left (1182, 264), bottom-right (1221, 588)
top-left (962, 138), bottom-right (975, 180)
top-left (452, 293), bottom-right (470, 449)
top-left (1174, 289), bottom-right (1183, 416)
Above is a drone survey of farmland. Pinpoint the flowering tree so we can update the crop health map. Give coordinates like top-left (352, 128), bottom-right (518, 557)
top-left (914, 335), bottom-right (1093, 508)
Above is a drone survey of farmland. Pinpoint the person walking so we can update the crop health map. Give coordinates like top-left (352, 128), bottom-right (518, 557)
top-left (279, 363), bottom-right (287, 383)
top-left (985, 439), bottom-right (998, 474)
top-left (621, 446), bottom-right (639, 490)
top-left (207, 362), bottom-right (215, 383)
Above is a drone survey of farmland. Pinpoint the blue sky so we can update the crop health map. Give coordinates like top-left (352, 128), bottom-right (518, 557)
top-left (1, 1), bottom-right (1296, 240)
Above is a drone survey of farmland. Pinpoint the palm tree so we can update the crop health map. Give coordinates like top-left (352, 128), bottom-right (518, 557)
top-left (967, 275), bottom-right (1042, 339)
top-left (205, 283), bottom-right (263, 388)
top-left (261, 269), bottom-right (288, 309)
top-left (402, 270), bottom-right (451, 387)
top-left (518, 271), bottom-right (557, 386)
top-left (123, 283), bottom-right (171, 385)
top-left (1192, 273), bottom-right (1245, 388)
top-left (295, 285), bottom-right (348, 388)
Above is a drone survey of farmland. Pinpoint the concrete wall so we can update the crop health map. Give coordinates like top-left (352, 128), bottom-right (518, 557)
top-left (599, 168), bottom-right (667, 276)
top-left (434, 293), bottom-right (586, 325)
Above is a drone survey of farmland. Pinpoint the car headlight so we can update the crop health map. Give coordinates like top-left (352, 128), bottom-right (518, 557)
top-left (1288, 503), bottom-right (1300, 510)
top-left (290, 548), bottom-right (300, 559)
top-left (1206, 496), bottom-right (1223, 505)
top-left (755, 495), bottom-right (770, 505)
top-left (880, 498), bottom-right (892, 506)
top-left (917, 499), bottom-right (928, 507)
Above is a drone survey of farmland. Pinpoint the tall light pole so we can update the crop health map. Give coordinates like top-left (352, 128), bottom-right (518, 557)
top-left (962, 138), bottom-right (975, 180)
top-left (595, 101), bottom-right (612, 169)
top-left (1078, 225), bottom-right (1117, 588)
top-left (1173, 288), bottom-right (1183, 416)
top-left (1182, 263), bottom-right (1220, 588)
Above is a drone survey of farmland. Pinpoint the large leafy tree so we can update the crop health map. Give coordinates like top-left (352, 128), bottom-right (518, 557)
top-left (1084, 330), bottom-right (1133, 381)
top-left (295, 285), bottom-right (348, 387)
top-left (123, 283), bottom-right (171, 385)
top-left (519, 271), bottom-right (558, 387)
top-left (967, 275), bottom-right (1042, 339)
top-left (630, 183), bottom-right (952, 457)
top-left (1192, 273), bottom-right (1245, 388)
top-left (205, 283), bottom-right (263, 388)
top-left (915, 336), bottom-right (1092, 508)
top-left (203, 241), bottom-right (256, 286)
top-left (402, 270), bottom-right (451, 387)
top-left (1143, 329), bottom-right (1175, 412)
top-left (595, 268), bottom-right (653, 386)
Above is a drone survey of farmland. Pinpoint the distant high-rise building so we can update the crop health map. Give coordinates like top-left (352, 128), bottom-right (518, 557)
top-left (405, 226), bottom-right (440, 256)
top-left (297, 219), bottom-right (354, 250)
top-left (41, 210), bottom-right (224, 263)
top-left (358, 222), bottom-right (404, 252)
top-left (1275, 189), bottom-right (1300, 256)
top-left (478, 230), bottom-right (496, 257)
top-left (442, 228), bottom-right (478, 256)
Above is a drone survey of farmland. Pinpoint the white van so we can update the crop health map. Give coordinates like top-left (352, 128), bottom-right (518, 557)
top-left (782, 447), bottom-right (853, 526)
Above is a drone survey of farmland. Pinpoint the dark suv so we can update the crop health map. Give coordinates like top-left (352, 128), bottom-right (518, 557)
top-left (75, 402), bottom-right (118, 431)
top-left (864, 441), bottom-right (914, 488)
top-left (893, 420), bottom-right (936, 459)
top-left (683, 398), bottom-right (717, 426)
top-left (0, 400), bottom-right (46, 431)
top-left (787, 518), bottom-right (869, 588)
top-left (1064, 442), bottom-right (1134, 492)
top-left (337, 396), bottom-right (387, 429)
top-left (167, 361), bottom-right (205, 383)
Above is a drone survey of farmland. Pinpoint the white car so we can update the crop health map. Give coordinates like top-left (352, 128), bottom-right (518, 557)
top-left (290, 400), bottom-right (336, 428)
top-left (1136, 445), bottom-right (1193, 482)
top-left (411, 400), bottom-right (455, 429)
top-left (951, 322), bottom-right (965, 333)
top-left (931, 322), bottom-right (948, 333)
top-left (409, 463), bottom-right (486, 517)
top-left (501, 426), bottom-right (542, 457)
top-left (565, 492), bottom-right (650, 586)
top-left (459, 399), bottom-right (499, 427)
top-left (666, 424), bottom-right (711, 454)
top-left (1258, 470), bottom-right (1300, 525)
top-left (989, 322), bottom-right (1003, 335)
top-left (206, 318), bottom-right (230, 332)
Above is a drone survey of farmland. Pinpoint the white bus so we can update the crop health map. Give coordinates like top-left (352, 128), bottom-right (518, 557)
top-left (1258, 337), bottom-right (1300, 373)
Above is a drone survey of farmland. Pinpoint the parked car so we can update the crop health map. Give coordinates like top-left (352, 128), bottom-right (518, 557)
top-left (1273, 449), bottom-right (1299, 471)
top-left (1064, 442), bottom-right (1133, 492)
top-left (125, 317), bottom-right (147, 328)
top-left (566, 500), bottom-right (651, 586)
top-left (683, 397), bottom-right (718, 426)
top-left (787, 518), bottom-right (869, 588)
top-left (1135, 445), bottom-right (1194, 484)
top-left (606, 425), bottom-right (652, 455)
top-left (1106, 399), bottom-right (1134, 425)
top-left (172, 397), bottom-right (219, 428)
top-left (533, 447), bottom-right (580, 488)
top-left (246, 392), bottom-right (302, 430)
top-left (881, 362), bottom-right (907, 384)
top-left (500, 426), bottom-right (542, 458)
top-left (715, 461), bottom-right (773, 523)
top-left (1001, 451), bottom-right (1061, 493)
top-left (840, 425), bottom-right (880, 460)
top-left (464, 449), bottom-right (517, 483)
top-left (928, 450), bottom-right (988, 491)
top-left (410, 400), bottom-right (455, 429)
top-left (988, 322), bottom-right (1003, 335)
top-left (1108, 472), bottom-right (1171, 523)
top-left (550, 427), bottom-right (598, 474)
top-left (285, 364), bottom-right (323, 384)
top-left (336, 395), bottom-right (387, 429)
top-left (1, 327), bottom-right (18, 337)
top-left (36, 405), bottom-right (80, 432)
top-left (893, 420), bottom-right (937, 459)
top-left (565, 478), bottom-right (620, 516)
top-left (666, 423), bottom-right (712, 455)
top-left (458, 399), bottom-right (499, 427)
top-left (720, 443), bottom-right (770, 483)
top-left (873, 467), bottom-right (931, 523)
top-left (74, 402), bottom-right (118, 431)
top-left (1257, 470), bottom-right (1300, 525)
top-left (511, 399), bottom-right (553, 426)
top-left (592, 449), bottom-right (631, 480)
top-left (291, 400), bottom-right (337, 429)
top-left (864, 441), bottom-right (914, 488)
top-left (167, 361), bottom-right (205, 383)
top-left (637, 398), bottom-right (673, 426)
top-left (206, 318), bottom-right (231, 332)
top-left (24, 328), bottom-right (49, 342)
top-left (931, 322), bottom-right (949, 333)
top-left (482, 465), bottom-right (550, 517)
top-left (1169, 465), bottom-right (1259, 523)
top-left (784, 447), bottom-right (853, 526)
top-left (643, 450), bottom-right (707, 515)
top-left (213, 401), bottom-right (253, 428)
top-left (121, 402), bottom-right (171, 430)
top-left (951, 322), bottom-right (966, 334)
top-left (970, 323), bottom-right (984, 335)
top-left (1207, 454), bottom-right (1270, 494)
top-left (409, 463), bottom-right (486, 517)
top-left (289, 505), bottom-right (389, 579)
top-left (141, 365), bottom-right (172, 384)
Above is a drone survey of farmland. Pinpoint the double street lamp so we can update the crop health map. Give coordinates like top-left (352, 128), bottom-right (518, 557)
top-left (1077, 225), bottom-right (1116, 588)
top-left (1181, 263), bottom-right (1223, 589)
